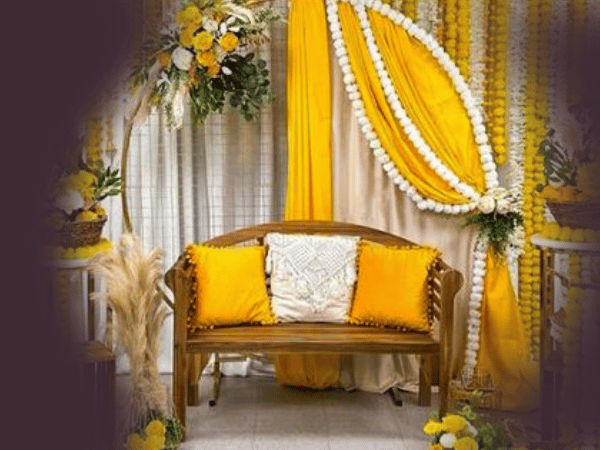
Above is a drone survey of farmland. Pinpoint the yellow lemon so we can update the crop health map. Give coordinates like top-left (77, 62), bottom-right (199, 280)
top-left (77, 210), bottom-right (98, 222)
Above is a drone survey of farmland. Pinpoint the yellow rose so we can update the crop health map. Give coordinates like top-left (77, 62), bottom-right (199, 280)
top-left (454, 436), bottom-right (478, 450)
top-left (193, 31), bottom-right (214, 52)
top-left (179, 27), bottom-right (194, 47)
top-left (145, 419), bottom-right (166, 437)
top-left (176, 5), bottom-right (202, 28)
top-left (219, 32), bottom-right (239, 52)
top-left (196, 51), bottom-right (217, 67)
top-left (441, 414), bottom-right (468, 434)
top-left (423, 420), bottom-right (444, 435)
top-left (206, 63), bottom-right (221, 78)
top-left (157, 52), bottom-right (171, 68)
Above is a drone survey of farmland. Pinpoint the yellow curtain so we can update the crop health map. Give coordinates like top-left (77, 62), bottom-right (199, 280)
top-left (337, 4), bottom-right (537, 410)
top-left (478, 251), bottom-right (538, 411)
top-left (276, 0), bottom-right (340, 388)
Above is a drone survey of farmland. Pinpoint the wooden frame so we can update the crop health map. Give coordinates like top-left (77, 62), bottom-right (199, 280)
top-left (165, 221), bottom-right (463, 432)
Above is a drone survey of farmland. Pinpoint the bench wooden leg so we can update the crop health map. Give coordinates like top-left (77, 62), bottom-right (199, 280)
top-left (438, 352), bottom-right (450, 417)
top-left (419, 354), bottom-right (433, 407)
top-left (187, 354), bottom-right (202, 406)
top-left (173, 345), bottom-right (187, 435)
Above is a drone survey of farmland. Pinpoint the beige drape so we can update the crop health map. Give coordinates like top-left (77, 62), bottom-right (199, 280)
top-left (331, 60), bottom-right (477, 392)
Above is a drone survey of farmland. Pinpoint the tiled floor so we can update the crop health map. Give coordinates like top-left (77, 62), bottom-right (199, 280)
top-left (182, 376), bottom-right (430, 449)
top-left (116, 374), bottom-right (538, 449)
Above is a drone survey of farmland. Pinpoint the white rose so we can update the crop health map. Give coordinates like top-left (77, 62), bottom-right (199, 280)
top-left (172, 47), bottom-right (193, 71)
top-left (54, 189), bottom-right (84, 215)
top-left (467, 422), bottom-right (478, 436)
top-left (439, 433), bottom-right (457, 448)
top-left (478, 196), bottom-right (495, 214)
top-left (203, 19), bottom-right (218, 33)
top-left (496, 198), bottom-right (510, 214)
top-left (489, 186), bottom-right (508, 200)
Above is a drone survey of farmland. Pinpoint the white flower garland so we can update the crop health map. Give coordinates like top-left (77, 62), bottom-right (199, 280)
top-left (469, 0), bottom-right (487, 111)
top-left (416, 0), bottom-right (440, 35)
top-left (463, 236), bottom-right (489, 379)
top-left (506, 0), bottom-right (527, 205)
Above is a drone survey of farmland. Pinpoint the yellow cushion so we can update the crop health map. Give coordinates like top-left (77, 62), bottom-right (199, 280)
top-left (348, 242), bottom-right (440, 332)
top-left (185, 245), bottom-right (276, 328)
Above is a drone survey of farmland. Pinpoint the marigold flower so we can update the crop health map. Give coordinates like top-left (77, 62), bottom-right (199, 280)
top-left (179, 27), bottom-right (194, 48)
top-left (197, 51), bottom-right (217, 67)
top-left (176, 5), bottom-right (202, 28)
top-left (144, 433), bottom-right (165, 450)
top-left (441, 414), bottom-right (468, 434)
top-left (157, 52), bottom-right (171, 68)
top-left (193, 31), bottom-right (214, 52)
top-left (423, 420), bottom-right (444, 435)
top-left (429, 445), bottom-right (443, 450)
top-left (206, 63), bottom-right (221, 78)
top-left (145, 419), bottom-right (166, 437)
top-left (219, 32), bottom-right (239, 52)
top-left (454, 436), bottom-right (478, 450)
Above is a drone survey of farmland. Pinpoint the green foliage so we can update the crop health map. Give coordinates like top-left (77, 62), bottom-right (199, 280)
top-left (92, 166), bottom-right (123, 203)
top-left (464, 211), bottom-right (523, 255)
top-left (539, 129), bottom-right (577, 186)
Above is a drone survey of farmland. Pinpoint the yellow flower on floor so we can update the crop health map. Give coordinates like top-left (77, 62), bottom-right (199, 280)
top-left (423, 420), bottom-right (444, 435)
top-left (193, 31), bottom-right (214, 52)
top-left (145, 419), bottom-right (165, 437)
top-left (429, 444), bottom-right (443, 450)
top-left (454, 436), bottom-right (478, 450)
top-left (143, 433), bottom-right (165, 450)
top-left (126, 433), bottom-right (145, 450)
top-left (219, 32), bottom-right (239, 52)
top-left (197, 51), bottom-right (217, 67)
top-left (442, 414), bottom-right (468, 434)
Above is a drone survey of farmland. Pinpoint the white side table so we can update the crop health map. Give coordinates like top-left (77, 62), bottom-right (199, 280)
top-left (44, 258), bottom-right (108, 345)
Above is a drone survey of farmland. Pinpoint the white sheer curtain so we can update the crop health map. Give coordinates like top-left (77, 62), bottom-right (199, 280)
top-left (103, 1), bottom-right (288, 372)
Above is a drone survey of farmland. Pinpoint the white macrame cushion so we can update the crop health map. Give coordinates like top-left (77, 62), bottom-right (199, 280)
top-left (264, 232), bottom-right (360, 323)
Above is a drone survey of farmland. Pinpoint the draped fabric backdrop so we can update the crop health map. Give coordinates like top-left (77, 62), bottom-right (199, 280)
top-left (331, 59), bottom-right (479, 391)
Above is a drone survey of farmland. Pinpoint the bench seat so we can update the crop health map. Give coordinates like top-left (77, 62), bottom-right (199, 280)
top-left (187, 323), bottom-right (440, 354)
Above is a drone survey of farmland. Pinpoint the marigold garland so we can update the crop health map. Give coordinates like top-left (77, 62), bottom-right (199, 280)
top-left (519, 0), bottom-right (553, 360)
top-left (455, 0), bottom-right (470, 80)
top-left (85, 113), bottom-right (103, 168)
top-left (401, 0), bottom-right (417, 21)
top-left (441, 0), bottom-right (458, 61)
top-left (484, 0), bottom-right (509, 166)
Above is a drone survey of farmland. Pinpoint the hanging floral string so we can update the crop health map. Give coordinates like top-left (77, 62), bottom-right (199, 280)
top-left (468, 0), bottom-right (487, 110)
top-left (441, 0), bottom-right (458, 61)
top-left (455, 0), bottom-right (470, 80)
top-left (520, 0), bottom-right (552, 360)
top-left (484, 0), bottom-right (509, 166)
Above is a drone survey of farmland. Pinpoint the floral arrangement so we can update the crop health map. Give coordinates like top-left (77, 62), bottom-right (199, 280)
top-left (130, 0), bottom-right (282, 127)
top-left (423, 402), bottom-right (513, 450)
top-left (465, 186), bottom-right (524, 256)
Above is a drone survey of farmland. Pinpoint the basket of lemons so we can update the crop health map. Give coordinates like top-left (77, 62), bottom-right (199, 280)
top-left (539, 129), bottom-right (600, 230)
top-left (46, 165), bottom-right (122, 249)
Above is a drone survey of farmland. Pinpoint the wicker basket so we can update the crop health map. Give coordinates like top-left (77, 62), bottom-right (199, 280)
top-left (53, 217), bottom-right (107, 248)
top-left (546, 201), bottom-right (600, 230)
top-left (449, 371), bottom-right (502, 409)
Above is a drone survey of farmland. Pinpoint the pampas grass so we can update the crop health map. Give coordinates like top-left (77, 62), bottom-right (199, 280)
top-left (92, 233), bottom-right (170, 430)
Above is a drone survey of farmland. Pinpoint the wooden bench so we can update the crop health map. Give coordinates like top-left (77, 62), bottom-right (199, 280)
top-left (165, 221), bottom-right (463, 429)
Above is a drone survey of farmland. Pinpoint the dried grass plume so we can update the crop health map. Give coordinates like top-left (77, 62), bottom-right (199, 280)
top-left (92, 233), bottom-right (169, 429)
